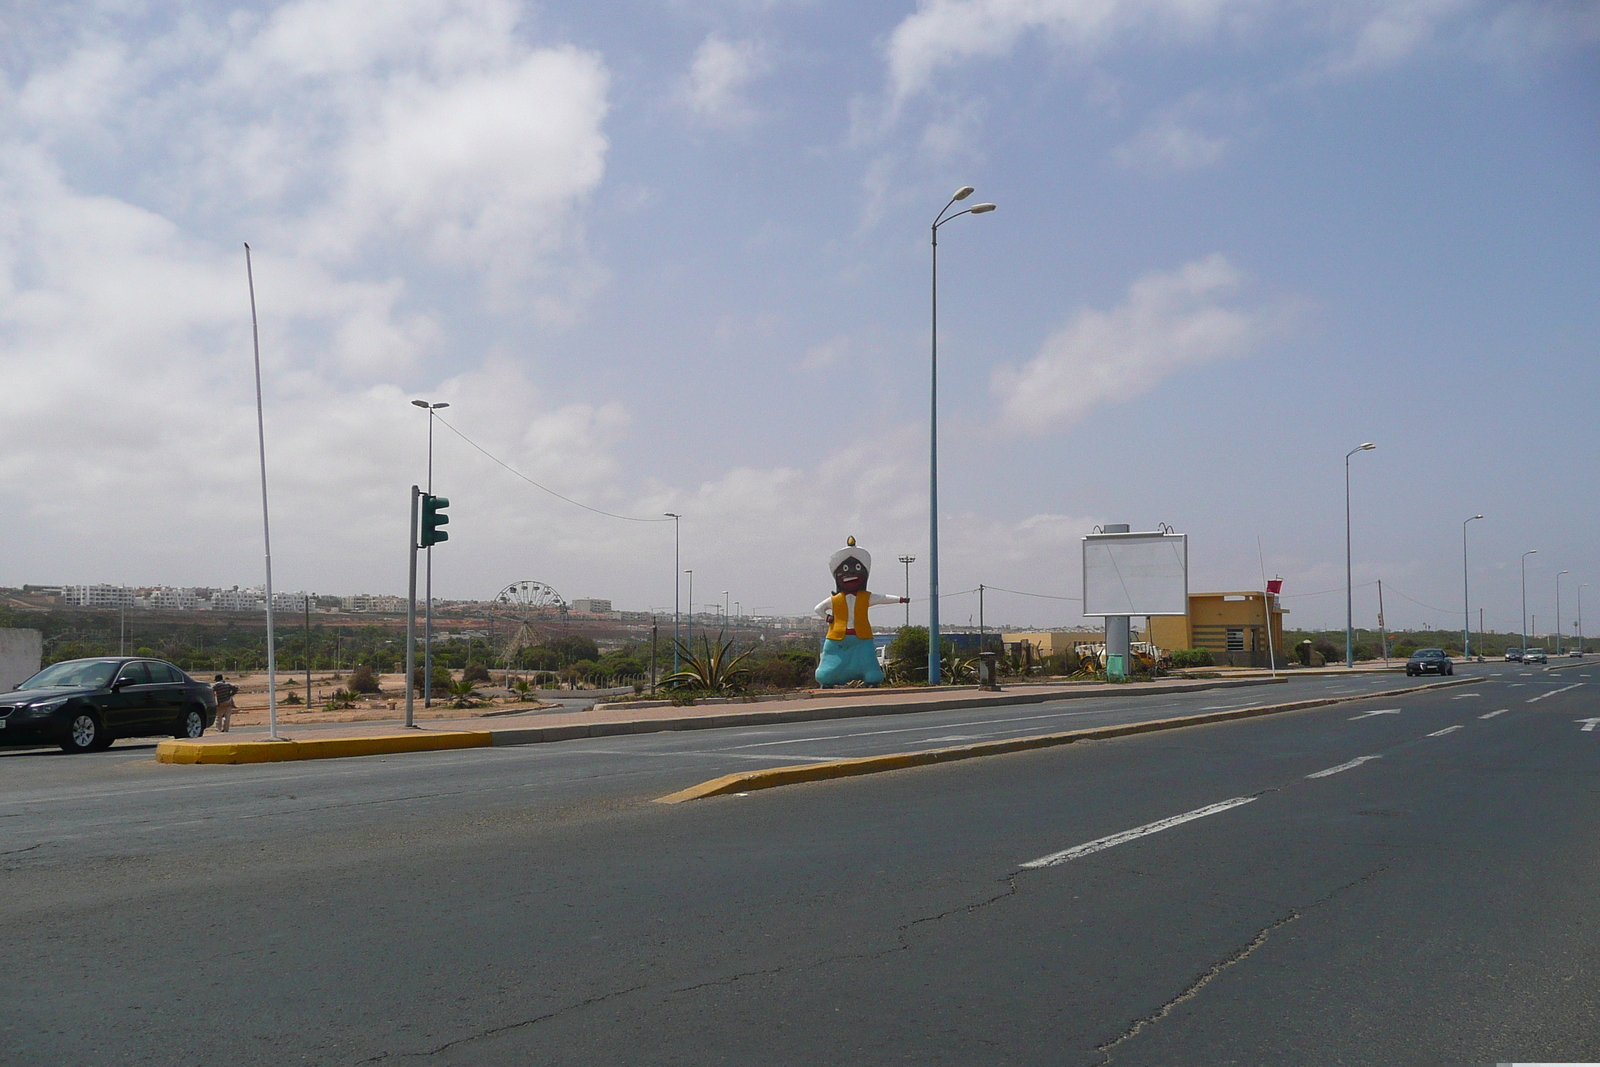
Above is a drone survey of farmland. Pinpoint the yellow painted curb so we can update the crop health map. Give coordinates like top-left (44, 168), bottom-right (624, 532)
top-left (655, 676), bottom-right (1474, 803)
top-left (157, 731), bottom-right (492, 765)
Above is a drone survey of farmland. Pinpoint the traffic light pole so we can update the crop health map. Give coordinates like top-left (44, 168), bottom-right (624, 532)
top-left (405, 485), bottom-right (419, 729)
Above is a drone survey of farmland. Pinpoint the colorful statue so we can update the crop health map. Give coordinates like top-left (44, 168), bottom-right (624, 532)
top-left (814, 537), bottom-right (908, 687)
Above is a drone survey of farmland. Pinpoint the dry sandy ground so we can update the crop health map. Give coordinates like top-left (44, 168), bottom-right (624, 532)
top-left (213, 670), bottom-right (555, 725)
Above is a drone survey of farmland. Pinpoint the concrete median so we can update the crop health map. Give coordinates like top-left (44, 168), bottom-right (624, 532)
top-left (156, 731), bottom-right (492, 765)
top-left (655, 676), bottom-right (1475, 803)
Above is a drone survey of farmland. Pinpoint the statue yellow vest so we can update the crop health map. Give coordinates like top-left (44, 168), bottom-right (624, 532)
top-left (826, 592), bottom-right (874, 641)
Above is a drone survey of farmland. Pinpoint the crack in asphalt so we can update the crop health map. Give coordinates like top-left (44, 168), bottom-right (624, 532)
top-left (373, 984), bottom-right (650, 1060)
top-left (0, 842), bottom-right (42, 857)
top-left (1093, 864), bottom-right (1389, 1064)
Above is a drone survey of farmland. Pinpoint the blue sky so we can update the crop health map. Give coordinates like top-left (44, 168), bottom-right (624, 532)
top-left (0, 0), bottom-right (1596, 636)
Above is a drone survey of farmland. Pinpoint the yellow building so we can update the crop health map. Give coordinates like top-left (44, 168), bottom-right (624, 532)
top-left (1148, 592), bottom-right (1288, 668)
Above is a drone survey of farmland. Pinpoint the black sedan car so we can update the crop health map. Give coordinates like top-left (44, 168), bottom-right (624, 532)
top-left (1405, 648), bottom-right (1455, 676)
top-left (0, 657), bottom-right (216, 753)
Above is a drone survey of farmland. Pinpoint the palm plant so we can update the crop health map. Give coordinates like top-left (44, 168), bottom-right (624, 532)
top-left (661, 632), bottom-right (754, 694)
top-left (444, 678), bottom-right (480, 708)
top-left (510, 677), bottom-right (534, 702)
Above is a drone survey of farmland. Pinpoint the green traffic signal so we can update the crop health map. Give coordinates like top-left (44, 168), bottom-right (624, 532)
top-left (421, 494), bottom-right (450, 547)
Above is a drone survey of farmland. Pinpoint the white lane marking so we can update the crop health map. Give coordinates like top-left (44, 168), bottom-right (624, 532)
top-left (1021, 797), bottom-right (1257, 869)
top-left (1491, 672), bottom-right (1504, 676)
top-left (1509, 684), bottom-right (1526, 688)
top-left (1479, 709), bottom-right (1508, 719)
top-left (1306, 755), bottom-right (1382, 779)
top-left (1427, 725), bottom-right (1464, 737)
top-left (922, 735), bottom-right (982, 742)
top-left (1577, 718), bottom-right (1600, 732)
top-left (1350, 708), bottom-right (1401, 720)
top-left (1527, 682), bottom-right (1585, 704)
top-left (1451, 693), bottom-right (1482, 699)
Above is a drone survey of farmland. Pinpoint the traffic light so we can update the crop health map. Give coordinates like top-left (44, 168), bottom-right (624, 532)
top-left (421, 494), bottom-right (450, 547)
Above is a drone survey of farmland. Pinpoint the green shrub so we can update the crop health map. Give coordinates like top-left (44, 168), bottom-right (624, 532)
top-left (462, 663), bottom-right (491, 684)
top-left (1168, 648), bottom-right (1215, 668)
top-left (347, 664), bottom-right (381, 693)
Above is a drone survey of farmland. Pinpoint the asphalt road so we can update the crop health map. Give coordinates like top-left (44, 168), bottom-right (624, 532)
top-left (3, 663), bottom-right (1595, 1065)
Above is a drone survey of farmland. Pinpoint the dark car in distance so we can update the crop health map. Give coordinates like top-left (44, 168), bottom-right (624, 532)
top-left (1405, 648), bottom-right (1454, 676)
top-left (1504, 648), bottom-right (1524, 662)
top-left (0, 657), bottom-right (216, 753)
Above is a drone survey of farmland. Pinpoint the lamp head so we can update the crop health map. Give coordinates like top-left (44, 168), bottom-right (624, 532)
top-left (969, 202), bottom-right (996, 214)
top-left (432, 402), bottom-right (449, 410)
top-left (1359, 442), bottom-right (1376, 451)
top-left (411, 400), bottom-right (429, 408)
top-left (953, 186), bottom-right (975, 200)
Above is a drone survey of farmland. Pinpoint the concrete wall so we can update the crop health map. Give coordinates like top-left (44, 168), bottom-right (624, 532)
top-left (0, 629), bottom-right (43, 692)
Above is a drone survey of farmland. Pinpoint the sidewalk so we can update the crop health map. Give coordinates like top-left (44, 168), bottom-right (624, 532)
top-left (157, 675), bottom-right (1286, 764)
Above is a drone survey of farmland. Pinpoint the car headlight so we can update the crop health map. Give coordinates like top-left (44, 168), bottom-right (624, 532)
top-left (27, 697), bottom-right (69, 714)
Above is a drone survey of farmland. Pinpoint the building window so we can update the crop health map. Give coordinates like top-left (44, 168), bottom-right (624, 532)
top-left (1226, 628), bottom-right (1245, 652)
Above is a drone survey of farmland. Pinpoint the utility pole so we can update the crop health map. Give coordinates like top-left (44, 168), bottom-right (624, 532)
top-left (304, 593), bottom-right (312, 708)
top-left (1377, 579), bottom-right (1388, 664)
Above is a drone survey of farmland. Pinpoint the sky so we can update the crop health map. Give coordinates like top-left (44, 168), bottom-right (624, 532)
top-left (0, 0), bottom-right (1596, 637)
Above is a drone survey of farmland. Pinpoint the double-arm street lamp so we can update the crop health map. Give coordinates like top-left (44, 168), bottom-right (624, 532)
top-left (411, 399), bottom-right (449, 706)
top-left (1556, 570), bottom-right (1570, 655)
top-left (928, 186), bottom-right (996, 685)
top-left (899, 554), bottom-right (916, 628)
top-left (1521, 550), bottom-right (1538, 653)
top-left (1462, 514), bottom-right (1483, 658)
top-left (1345, 442), bottom-right (1376, 668)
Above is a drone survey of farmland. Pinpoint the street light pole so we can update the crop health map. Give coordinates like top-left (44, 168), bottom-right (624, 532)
top-left (1462, 514), bottom-right (1482, 658)
top-left (1345, 442), bottom-right (1376, 668)
top-left (412, 399), bottom-right (449, 706)
top-left (928, 186), bottom-right (996, 686)
top-left (685, 569), bottom-right (693, 643)
top-left (1521, 550), bottom-right (1537, 654)
top-left (1556, 570), bottom-right (1570, 655)
top-left (899, 555), bottom-right (916, 629)
top-left (1579, 583), bottom-right (1587, 654)
top-left (664, 513), bottom-right (681, 674)
top-left (723, 591), bottom-right (729, 632)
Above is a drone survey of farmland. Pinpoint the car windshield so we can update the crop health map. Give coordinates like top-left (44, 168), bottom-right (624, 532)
top-left (1412, 649), bottom-right (1444, 657)
top-left (19, 659), bottom-right (120, 690)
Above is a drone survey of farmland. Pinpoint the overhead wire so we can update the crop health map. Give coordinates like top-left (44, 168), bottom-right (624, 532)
top-left (432, 413), bottom-right (671, 524)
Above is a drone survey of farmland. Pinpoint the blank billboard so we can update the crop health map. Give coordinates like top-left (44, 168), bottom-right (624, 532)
top-left (1082, 533), bottom-right (1188, 616)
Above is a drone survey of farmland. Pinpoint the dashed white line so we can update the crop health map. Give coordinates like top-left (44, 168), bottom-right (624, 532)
top-left (1527, 682), bottom-right (1584, 704)
top-left (1426, 725), bottom-right (1464, 737)
top-left (1021, 797), bottom-right (1257, 869)
top-left (1451, 693), bottom-right (1482, 699)
top-left (1479, 709), bottom-right (1508, 719)
top-left (1306, 755), bottom-right (1382, 779)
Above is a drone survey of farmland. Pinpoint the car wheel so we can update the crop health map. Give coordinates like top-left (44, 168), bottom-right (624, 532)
top-left (60, 711), bottom-right (107, 754)
top-left (175, 706), bottom-right (206, 739)
top-left (1446, 665), bottom-right (1453, 675)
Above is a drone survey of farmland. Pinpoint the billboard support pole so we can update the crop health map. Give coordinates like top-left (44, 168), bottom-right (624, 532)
top-left (1102, 524), bottom-right (1131, 679)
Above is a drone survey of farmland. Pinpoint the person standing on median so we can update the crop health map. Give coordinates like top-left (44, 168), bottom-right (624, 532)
top-left (212, 674), bottom-right (239, 733)
top-left (814, 537), bottom-right (908, 688)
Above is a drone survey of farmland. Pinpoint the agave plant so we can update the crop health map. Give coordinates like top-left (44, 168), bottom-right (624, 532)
top-left (661, 632), bottom-right (754, 694)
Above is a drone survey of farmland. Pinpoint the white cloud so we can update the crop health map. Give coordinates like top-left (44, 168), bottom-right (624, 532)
top-left (992, 255), bottom-right (1281, 434)
top-left (881, 0), bottom-right (1544, 108)
top-left (678, 35), bottom-right (769, 127)
top-left (1111, 116), bottom-right (1228, 172)
top-left (885, 0), bottom-right (1253, 108)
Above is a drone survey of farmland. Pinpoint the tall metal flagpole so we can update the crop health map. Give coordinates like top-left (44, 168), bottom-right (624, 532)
top-left (244, 244), bottom-right (280, 741)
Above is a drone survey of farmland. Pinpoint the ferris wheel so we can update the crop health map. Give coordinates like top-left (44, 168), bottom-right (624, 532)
top-left (492, 581), bottom-right (567, 663)
top-left (494, 581), bottom-right (566, 615)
